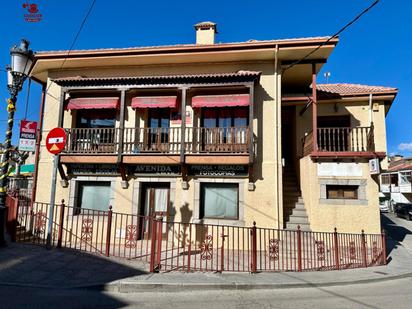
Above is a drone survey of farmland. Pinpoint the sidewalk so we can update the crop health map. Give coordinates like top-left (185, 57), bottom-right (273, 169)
top-left (1, 234), bottom-right (412, 292)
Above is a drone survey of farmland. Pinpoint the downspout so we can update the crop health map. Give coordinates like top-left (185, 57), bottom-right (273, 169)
top-left (274, 45), bottom-right (282, 229)
top-left (31, 83), bottom-right (46, 204)
top-left (369, 93), bottom-right (373, 125)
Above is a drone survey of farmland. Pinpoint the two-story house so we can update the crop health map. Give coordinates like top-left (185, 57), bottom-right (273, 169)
top-left (29, 22), bottom-right (397, 234)
top-left (380, 156), bottom-right (412, 206)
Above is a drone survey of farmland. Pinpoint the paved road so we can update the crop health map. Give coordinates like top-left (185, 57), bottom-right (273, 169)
top-left (1, 276), bottom-right (412, 309)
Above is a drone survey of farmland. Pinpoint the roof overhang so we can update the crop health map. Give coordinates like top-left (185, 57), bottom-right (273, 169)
top-left (30, 37), bottom-right (338, 84)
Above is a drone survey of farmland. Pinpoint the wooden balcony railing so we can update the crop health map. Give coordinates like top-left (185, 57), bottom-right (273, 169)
top-left (186, 126), bottom-right (249, 153)
top-left (63, 126), bottom-right (250, 155)
top-left (123, 127), bottom-right (181, 154)
top-left (64, 128), bottom-right (119, 154)
top-left (302, 126), bottom-right (375, 156)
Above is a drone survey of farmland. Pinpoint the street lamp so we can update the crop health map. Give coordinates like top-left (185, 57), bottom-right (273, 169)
top-left (0, 39), bottom-right (34, 246)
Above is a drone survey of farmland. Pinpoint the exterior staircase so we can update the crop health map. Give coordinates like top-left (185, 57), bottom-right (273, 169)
top-left (283, 167), bottom-right (311, 231)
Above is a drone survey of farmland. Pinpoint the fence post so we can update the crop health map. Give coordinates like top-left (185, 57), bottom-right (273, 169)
top-left (155, 216), bottom-right (163, 271)
top-left (250, 221), bottom-right (257, 273)
top-left (381, 229), bottom-right (387, 265)
top-left (187, 224), bottom-right (192, 272)
top-left (105, 206), bottom-right (113, 257)
top-left (149, 215), bottom-right (158, 273)
top-left (220, 227), bottom-right (228, 273)
top-left (297, 225), bottom-right (302, 272)
top-left (57, 200), bottom-right (65, 248)
top-left (10, 194), bottom-right (19, 242)
top-left (361, 229), bottom-right (368, 267)
top-left (333, 227), bottom-right (340, 270)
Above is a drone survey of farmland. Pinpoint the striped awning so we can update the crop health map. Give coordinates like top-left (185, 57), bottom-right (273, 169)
top-left (192, 94), bottom-right (249, 108)
top-left (66, 97), bottom-right (120, 110)
top-left (131, 96), bottom-right (177, 108)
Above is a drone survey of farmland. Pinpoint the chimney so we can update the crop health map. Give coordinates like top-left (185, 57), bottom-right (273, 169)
top-left (194, 21), bottom-right (217, 45)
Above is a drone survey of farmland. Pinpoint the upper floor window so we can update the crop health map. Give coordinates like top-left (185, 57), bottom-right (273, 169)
top-left (381, 174), bottom-right (391, 185)
top-left (202, 107), bottom-right (248, 128)
top-left (76, 110), bottom-right (116, 128)
top-left (400, 172), bottom-right (412, 185)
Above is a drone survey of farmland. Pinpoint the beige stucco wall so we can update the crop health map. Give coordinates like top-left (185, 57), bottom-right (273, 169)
top-left (34, 61), bottom-right (283, 229)
top-left (299, 156), bottom-right (381, 234)
top-left (34, 60), bottom-right (387, 234)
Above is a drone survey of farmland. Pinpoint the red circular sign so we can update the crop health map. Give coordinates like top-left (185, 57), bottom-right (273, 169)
top-left (46, 128), bottom-right (67, 155)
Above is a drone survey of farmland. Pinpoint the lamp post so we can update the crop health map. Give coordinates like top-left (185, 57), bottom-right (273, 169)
top-left (0, 39), bottom-right (33, 246)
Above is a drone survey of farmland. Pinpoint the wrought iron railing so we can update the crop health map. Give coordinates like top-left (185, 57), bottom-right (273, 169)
top-left (7, 199), bottom-right (387, 273)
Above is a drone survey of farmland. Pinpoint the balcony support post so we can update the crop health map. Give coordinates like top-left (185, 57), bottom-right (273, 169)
top-left (248, 83), bottom-right (254, 164)
top-left (117, 88), bottom-right (127, 163)
top-left (311, 63), bottom-right (318, 152)
top-left (180, 87), bottom-right (188, 164)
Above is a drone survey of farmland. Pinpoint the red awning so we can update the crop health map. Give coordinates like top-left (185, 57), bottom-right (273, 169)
top-left (131, 96), bottom-right (177, 109)
top-left (66, 97), bottom-right (120, 110)
top-left (192, 94), bottom-right (250, 108)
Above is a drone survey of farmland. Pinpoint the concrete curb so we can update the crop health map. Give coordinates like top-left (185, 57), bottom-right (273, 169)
top-left (1, 271), bottom-right (412, 293)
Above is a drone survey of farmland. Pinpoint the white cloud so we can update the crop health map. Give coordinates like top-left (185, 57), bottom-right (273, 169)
top-left (398, 143), bottom-right (412, 152)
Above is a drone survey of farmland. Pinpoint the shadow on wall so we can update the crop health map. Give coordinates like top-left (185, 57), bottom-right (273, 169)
top-left (253, 83), bottom-right (273, 183)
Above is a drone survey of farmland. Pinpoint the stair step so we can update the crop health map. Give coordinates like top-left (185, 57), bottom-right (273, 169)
top-left (288, 216), bottom-right (309, 224)
top-left (286, 223), bottom-right (311, 231)
top-left (291, 208), bottom-right (307, 216)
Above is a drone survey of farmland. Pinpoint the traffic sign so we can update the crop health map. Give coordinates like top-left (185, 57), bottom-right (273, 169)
top-left (19, 120), bottom-right (37, 152)
top-left (46, 128), bottom-right (67, 154)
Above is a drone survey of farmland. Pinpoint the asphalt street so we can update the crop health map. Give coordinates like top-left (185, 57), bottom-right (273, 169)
top-left (0, 212), bottom-right (411, 309)
top-left (0, 276), bottom-right (411, 309)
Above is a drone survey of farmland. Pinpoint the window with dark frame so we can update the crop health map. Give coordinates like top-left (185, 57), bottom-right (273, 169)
top-left (76, 109), bottom-right (116, 128)
top-left (201, 107), bottom-right (249, 128)
top-left (74, 181), bottom-right (111, 215)
top-left (381, 174), bottom-right (391, 185)
top-left (326, 185), bottom-right (359, 200)
top-left (200, 183), bottom-right (239, 220)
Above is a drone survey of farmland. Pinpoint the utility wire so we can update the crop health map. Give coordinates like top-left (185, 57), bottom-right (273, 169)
top-left (41, 0), bottom-right (97, 100)
top-left (283, 0), bottom-right (380, 72)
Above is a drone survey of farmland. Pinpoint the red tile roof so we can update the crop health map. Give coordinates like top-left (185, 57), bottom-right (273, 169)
top-left (35, 36), bottom-right (335, 56)
top-left (316, 83), bottom-right (398, 96)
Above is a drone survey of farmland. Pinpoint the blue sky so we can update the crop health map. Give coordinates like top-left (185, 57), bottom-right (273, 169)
top-left (0, 0), bottom-right (410, 156)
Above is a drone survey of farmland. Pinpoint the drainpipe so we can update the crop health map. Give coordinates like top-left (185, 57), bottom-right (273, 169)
top-left (274, 45), bottom-right (282, 229)
top-left (369, 93), bottom-right (373, 125)
top-left (31, 84), bottom-right (46, 204)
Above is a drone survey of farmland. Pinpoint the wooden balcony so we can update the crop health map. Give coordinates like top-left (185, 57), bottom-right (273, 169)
top-left (302, 126), bottom-right (381, 158)
top-left (63, 126), bottom-right (250, 156)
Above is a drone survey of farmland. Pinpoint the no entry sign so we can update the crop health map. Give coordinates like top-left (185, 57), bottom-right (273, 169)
top-left (46, 128), bottom-right (67, 154)
top-left (19, 120), bottom-right (37, 152)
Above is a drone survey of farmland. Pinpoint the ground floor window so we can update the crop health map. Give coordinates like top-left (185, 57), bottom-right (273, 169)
top-left (200, 183), bottom-right (239, 219)
top-left (326, 185), bottom-right (358, 200)
top-left (75, 181), bottom-right (111, 214)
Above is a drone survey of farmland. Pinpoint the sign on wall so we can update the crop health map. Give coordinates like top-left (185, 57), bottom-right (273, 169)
top-left (369, 158), bottom-right (380, 175)
top-left (129, 165), bottom-right (181, 176)
top-left (317, 162), bottom-right (363, 177)
top-left (67, 164), bottom-right (119, 176)
top-left (19, 120), bottom-right (37, 152)
top-left (189, 165), bottom-right (248, 177)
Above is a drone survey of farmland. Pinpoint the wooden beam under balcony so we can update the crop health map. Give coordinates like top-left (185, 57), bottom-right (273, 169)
top-left (60, 155), bottom-right (117, 164)
top-left (122, 155), bottom-right (180, 164)
top-left (185, 155), bottom-right (249, 165)
top-left (310, 151), bottom-right (386, 159)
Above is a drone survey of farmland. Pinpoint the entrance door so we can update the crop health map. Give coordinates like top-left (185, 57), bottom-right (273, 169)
top-left (139, 183), bottom-right (170, 238)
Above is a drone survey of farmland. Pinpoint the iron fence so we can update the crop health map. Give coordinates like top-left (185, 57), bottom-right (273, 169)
top-left (5, 199), bottom-right (387, 273)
